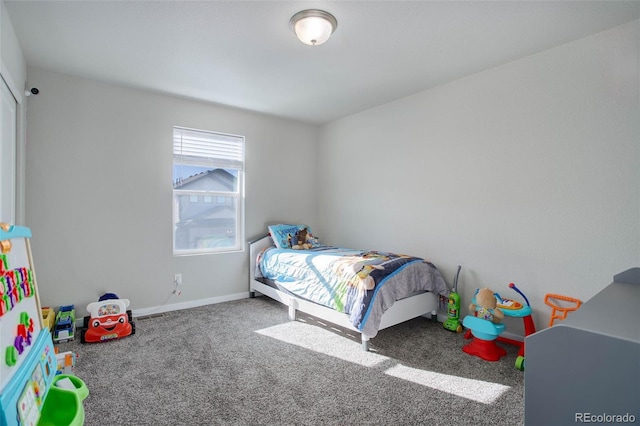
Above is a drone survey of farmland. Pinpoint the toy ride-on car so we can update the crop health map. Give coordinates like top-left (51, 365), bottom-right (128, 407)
top-left (80, 297), bottom-right (135, 343)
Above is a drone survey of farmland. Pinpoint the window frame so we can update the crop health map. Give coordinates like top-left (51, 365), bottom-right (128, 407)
top-left (172, 126), bottom-right (245, 256)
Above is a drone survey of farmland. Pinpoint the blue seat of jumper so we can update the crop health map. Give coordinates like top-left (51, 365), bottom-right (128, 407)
top-left (463, 315), bottom-right (506, 340)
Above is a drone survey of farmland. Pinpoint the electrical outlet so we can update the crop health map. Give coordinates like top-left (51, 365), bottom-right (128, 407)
top-left (174, 273), bottom-right (182, 287)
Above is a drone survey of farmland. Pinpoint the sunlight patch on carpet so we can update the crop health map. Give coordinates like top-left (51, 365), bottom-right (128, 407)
top-left (256, 322), bottom-right (511, 405)
top-left (255, 322), bottom-right (388, 367)
top-left (385, 364), bottom-right (511, 404)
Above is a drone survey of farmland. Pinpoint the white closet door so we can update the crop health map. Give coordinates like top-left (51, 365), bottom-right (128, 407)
top-left (1, 77), bottom-right (17, 224)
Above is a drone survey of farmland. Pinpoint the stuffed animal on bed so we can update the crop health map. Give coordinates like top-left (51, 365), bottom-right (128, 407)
top-left (291, 228), bottom-right (312, 250)
top-left (469, 288), bottom-right (504, 324)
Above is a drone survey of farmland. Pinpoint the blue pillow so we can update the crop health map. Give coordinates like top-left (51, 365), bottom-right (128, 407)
top-left (268, 224), bottom-right (320, 249)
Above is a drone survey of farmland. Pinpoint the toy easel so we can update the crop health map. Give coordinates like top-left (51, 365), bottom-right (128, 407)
top-left (0, 224), bottom-right (88, 426)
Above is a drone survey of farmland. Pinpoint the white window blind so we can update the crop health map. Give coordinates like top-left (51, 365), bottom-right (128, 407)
top-left (173, 127), bottom-right (244, 170)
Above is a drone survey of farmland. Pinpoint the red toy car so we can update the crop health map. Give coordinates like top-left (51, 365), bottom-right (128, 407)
top-left (80, 297), bottom-right (135, 343)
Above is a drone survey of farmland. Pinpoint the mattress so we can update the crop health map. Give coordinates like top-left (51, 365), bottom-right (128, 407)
top-left (256, 245), bottom-right (449, 337)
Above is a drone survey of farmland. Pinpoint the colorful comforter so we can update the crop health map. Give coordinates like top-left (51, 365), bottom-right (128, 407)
top-left (257, 246), bottom-right (449, 338)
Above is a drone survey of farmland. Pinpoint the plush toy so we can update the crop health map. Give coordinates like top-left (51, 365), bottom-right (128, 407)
top-left (469, 288), bottom-right (504, 324)
top-left (306, 232), bottom-right (320, 247)
top-left (291, 228), bottom-right (312, 250)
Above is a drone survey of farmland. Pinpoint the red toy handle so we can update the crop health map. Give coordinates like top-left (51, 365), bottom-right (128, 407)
top-left (509, 282), bottom-right (531, 306)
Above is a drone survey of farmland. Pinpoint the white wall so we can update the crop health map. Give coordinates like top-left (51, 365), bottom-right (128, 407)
top-left (317, 20), bottom-right (640, 333)
top-left (1, 0), bottom-right (27, 224)
top-left (13, 11), bottom-right (640, 336)
top-left (24, 67), bottom-right (318, 315)
top-left (1, 1), bottom-right (25, 93)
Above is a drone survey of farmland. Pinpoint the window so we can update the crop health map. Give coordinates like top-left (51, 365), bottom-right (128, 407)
top-left (172, 126), bottom-right (244, 255)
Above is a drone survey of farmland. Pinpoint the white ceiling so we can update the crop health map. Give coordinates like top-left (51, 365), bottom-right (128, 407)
top-left (5, 0), bottom-right (640, 125)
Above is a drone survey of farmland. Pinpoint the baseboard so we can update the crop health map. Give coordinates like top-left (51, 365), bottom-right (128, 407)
top-left (500, 330), bottom-right (524, 342)
top-left (72, 292), bottom-right (249, 328)
top-left (126, 295), bottom-right (523, 342)
top-left (132, 292), bottom-right (249, 318)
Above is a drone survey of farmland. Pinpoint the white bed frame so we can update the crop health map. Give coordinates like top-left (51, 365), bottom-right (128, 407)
top-left (249, 234), bottom-right (439, 351)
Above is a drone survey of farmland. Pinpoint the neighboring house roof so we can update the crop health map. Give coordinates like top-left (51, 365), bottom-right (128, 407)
top-left (174, 169), bottom-right (235, 191)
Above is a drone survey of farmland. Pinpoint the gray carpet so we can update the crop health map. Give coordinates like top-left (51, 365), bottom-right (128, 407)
top-left (58, 297), bottom-right (524, 425)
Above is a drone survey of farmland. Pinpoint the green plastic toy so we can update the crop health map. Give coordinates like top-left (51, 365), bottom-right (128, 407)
top-left (37, 374), bottom-right (89, 426)
top-left (443, 265), bottom-right (463, 333)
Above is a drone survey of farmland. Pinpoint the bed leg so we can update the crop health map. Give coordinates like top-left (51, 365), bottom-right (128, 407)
top-left (361, 335), bottom-right (370, 352)
top-left (249, 291), bottom-right (255, 298)
top-left (288, 299), bottom-right (297, 321)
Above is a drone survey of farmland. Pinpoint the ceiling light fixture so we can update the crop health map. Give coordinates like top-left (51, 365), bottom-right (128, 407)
top-left (289, 9), bottom-right (337, 46)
